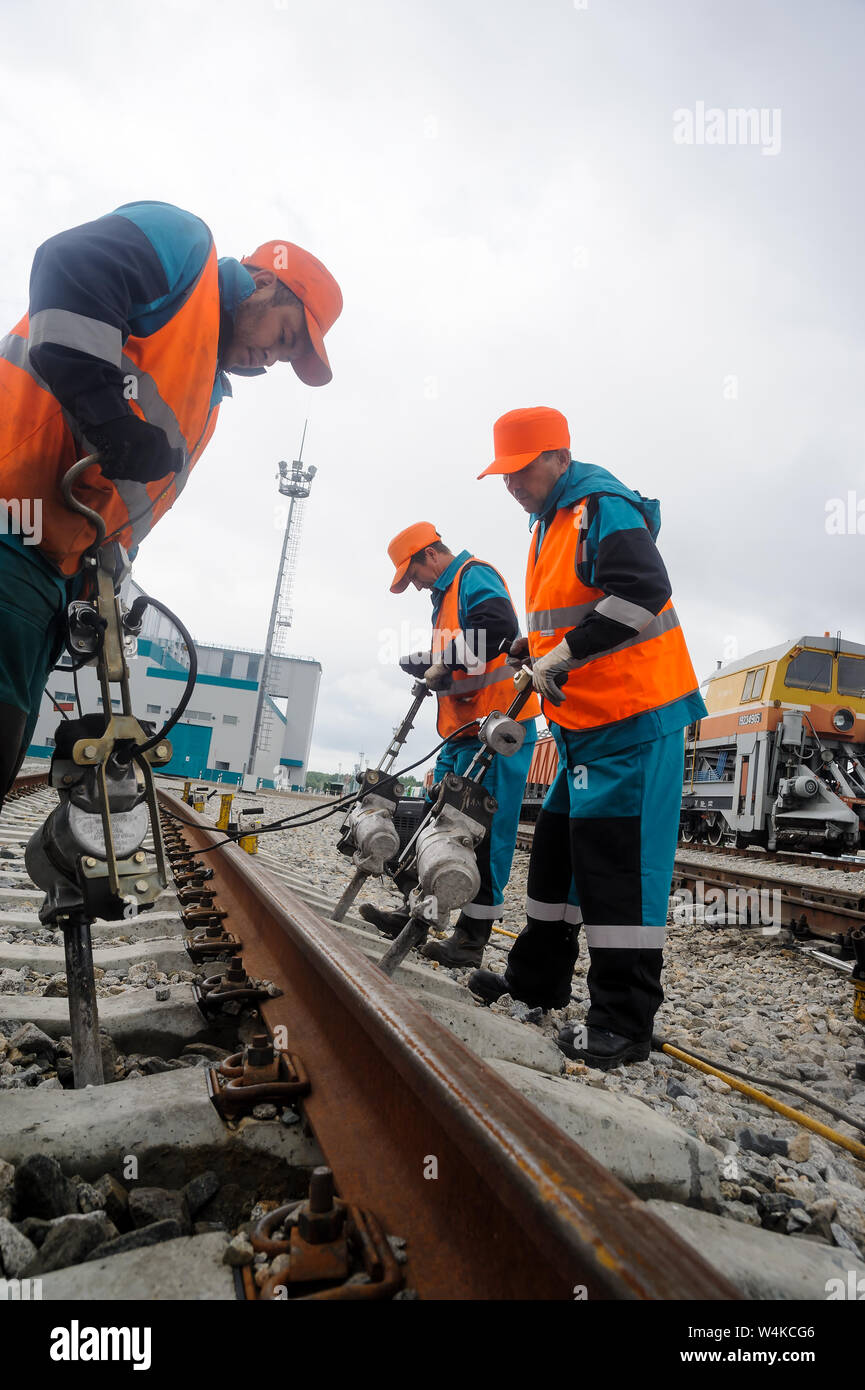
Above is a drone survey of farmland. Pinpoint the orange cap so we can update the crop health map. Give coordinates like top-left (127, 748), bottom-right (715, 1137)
top-left (241, 240), bottom-right (343, 386)
top-left (478, 406), bottom-right (570, 478)
top-left (387, 521), bottom-right (441, 594)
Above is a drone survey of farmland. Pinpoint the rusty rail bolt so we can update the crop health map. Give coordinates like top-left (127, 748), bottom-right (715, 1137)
top-left (188, 921), bottom-right (236, 945)
top-left (198, 957), bottom-right (269, 1008)
top-left (298, 1167), bottom-right (346, 1244)
top-left (223, 960), bottom-right (248, 988)
top-left (208, 1048), bottom-right (309, 1114)
top-left (178, 887), bottom-right (215, 904)
top-left (247, 1033), bottom-right (274, 1067)
top-left (182, 908), bottom-right (229, 928)
top-left (176, 871), bottom-right (213, 888)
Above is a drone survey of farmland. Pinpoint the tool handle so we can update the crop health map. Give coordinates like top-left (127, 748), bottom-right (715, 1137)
top-left (504, 667), bottom-right (538, 720)
top-left (61, 454), bottom-right (107, 548)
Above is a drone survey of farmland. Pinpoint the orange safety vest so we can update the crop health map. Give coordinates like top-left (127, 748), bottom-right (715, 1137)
top-left (525, 500), bottom-right (700, 732)
top-left (0, 244), bottom-right (221, 575)
top-left (433, 557), bottom-right (541, 739)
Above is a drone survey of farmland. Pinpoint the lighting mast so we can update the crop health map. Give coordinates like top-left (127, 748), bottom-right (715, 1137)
top-left (247, 421), bottom-right (316, 780)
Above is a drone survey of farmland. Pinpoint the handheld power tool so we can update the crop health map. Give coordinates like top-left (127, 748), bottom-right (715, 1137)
top-left (25, 456), bottom-right (174, 1086)
top-left (331, 649), bottom-right (536, 977)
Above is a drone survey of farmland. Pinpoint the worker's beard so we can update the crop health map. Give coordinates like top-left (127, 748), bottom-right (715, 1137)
top-left (222, 301), bottom-right (273, 371)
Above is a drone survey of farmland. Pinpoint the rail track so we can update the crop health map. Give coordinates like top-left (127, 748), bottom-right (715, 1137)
top-left (678, 839), bottom-right (865, 875)
top-left (515, 822), bottom-right (865, 945)
top-left (0, 774), bottom-right (739, 1301)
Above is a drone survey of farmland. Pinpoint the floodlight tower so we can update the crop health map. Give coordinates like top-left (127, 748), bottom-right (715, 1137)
top-left (247, 422), bottom-right (316, 779)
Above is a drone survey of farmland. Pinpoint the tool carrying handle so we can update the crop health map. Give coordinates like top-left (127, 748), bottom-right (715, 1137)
top-left (61, 454), bottom-right (107, 548)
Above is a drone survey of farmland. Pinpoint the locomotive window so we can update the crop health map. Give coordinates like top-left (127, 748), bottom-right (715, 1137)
top-left (784, 650), bottom-right (831, 692)
top-left (741, 666), bottom-right (767, 701)
top-left (838, 654), bottom-right (865, 697)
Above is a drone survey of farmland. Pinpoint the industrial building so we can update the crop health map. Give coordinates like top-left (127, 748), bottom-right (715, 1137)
top-left (27, 576), bottom-right (322, 788)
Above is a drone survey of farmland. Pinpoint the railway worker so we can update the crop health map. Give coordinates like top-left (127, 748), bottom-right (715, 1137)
top-left (468, 407), bottom-right (707, 1069)
top-left (358, 522), bottom-right (541, 966)
top-left (0, 201), bottom-right (341, 803)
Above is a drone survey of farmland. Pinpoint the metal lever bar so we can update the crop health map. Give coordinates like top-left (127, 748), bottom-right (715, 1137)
top-left (377, 680), bottom-right (431, 772)
top-left (61, 454), bottom-right (107, 549)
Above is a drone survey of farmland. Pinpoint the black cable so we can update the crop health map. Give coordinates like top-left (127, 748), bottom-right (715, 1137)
top-left (73, 665), bottom-right (82, 719)
top-left (372, 720), bottom-right (481, 797)
top-left (129, 595), bottom-right (198, 756)
top-left (158, 793), bottom-right (358, 852)
top-left (43, 689), bottom-right (70, 721)
top-left (155, 720), bottom-right (484, 854)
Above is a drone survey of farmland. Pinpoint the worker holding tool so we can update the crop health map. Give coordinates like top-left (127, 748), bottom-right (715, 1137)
top-left (468, 407), bottom-right (707, 1069)
top-left (359, 523), bottom-right (541, 967)
top-left (0, 200), bottom-right (342, 803)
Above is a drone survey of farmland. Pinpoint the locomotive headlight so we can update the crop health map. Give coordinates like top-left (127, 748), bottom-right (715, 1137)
top-left (833, 708), bottom-right (855, 733)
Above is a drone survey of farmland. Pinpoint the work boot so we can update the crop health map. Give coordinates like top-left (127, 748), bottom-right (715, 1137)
top-left (358, 903), bottom-right (410, 940)
top-left (556, 1024), bottom-right (651, 1071)
top-left (421, 914), bottom-right (491, 968)
top-left (467, 969), bottom-right (570, 1012)
top-left (466, 969), bottom-right (510, 1005)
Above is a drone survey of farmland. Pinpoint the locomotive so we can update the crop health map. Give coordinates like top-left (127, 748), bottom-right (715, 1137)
top-left (681, 635), bottom-right (865, 851)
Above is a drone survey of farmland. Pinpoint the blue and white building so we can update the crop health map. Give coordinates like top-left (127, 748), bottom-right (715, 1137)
top-left (28, 579), bottom-right (321, 788)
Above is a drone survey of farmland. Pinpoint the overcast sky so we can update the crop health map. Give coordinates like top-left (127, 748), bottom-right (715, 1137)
top-left (2, 0), bottom-right (863, 776)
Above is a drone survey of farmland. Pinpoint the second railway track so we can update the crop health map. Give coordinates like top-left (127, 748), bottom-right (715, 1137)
top-left (516, 822), bottom-right (865, 945)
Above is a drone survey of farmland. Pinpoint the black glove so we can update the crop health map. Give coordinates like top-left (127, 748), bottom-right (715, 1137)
top-left (90, 415), bottom-right (185, 483)
top-left (507, 635), bottom-right (531, 668)
top-left (399, 650), bottom-right (432, 678)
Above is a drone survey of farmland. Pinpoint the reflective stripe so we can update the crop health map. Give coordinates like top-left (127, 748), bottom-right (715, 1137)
top-left (527, 600), bottom-right (597, 633)
top-left (29, 308), bottom-right (122, 366)
top-left (442, 665), bottom-right (515, 697)
top-left (595, 594), bottom-right (656, 632)
top-left (569, 606), bottom-right (680, 670)
top-left (2, 333), bottom-right (89, 444)
top-left (525, 896), bottom-right (583, 925)
top-left (110, 476), bottom-right (161, 550)
top-left (461, 900), bottom-right (504, 920)
top-left (91, 356), bottom-right (190, 549)
top-left (120, 355), bottom-right (186, 452)
top-left (583, 923), bottom-right (665, 949)
top-left (0, 331), bottom-right (47, 386)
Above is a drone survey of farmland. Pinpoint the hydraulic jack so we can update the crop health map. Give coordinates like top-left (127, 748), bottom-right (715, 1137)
top-left (25, 456), bottom-right (173, 1087)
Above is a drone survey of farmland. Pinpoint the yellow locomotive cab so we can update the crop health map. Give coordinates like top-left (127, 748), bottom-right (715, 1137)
top-left (683, 636), bottom-right (865, 851)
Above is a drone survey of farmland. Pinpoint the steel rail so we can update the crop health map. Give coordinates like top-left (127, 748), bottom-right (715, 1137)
top-left (5, 771), bottom-right (50, 799)
top-left (671, 863), bottom-right (865, 940)
top-left (677, 840), bottom-right (865, 874)
top-left (158, 787), bottom-right (737, 1301)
